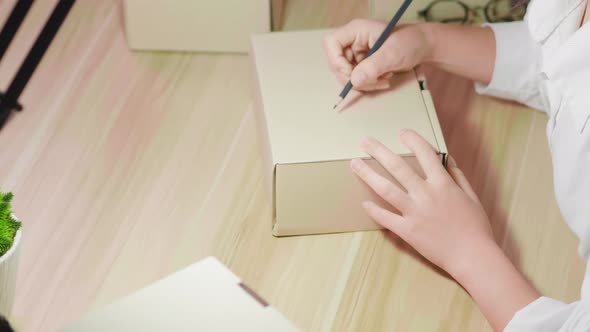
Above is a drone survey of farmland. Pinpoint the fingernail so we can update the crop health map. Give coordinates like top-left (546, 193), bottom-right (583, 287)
top-left (448, 155), bottom-right (457, 167)
top-left (351, 159), bottom-right (362, 171)
top-left (362, 201), bottom-right (371, 209)
top-left (351, 71), bottom-right (367, 85)
top-left (339, 67), bottom-right (351, 76)
top-left (360, 137), bottom-right (372, 149)
top-left (376, 82), bottom-right (390, 90)
top-left (399, 128), bottom-right (409, 135)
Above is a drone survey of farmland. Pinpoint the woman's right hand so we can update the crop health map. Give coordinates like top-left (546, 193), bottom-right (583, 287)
top-left (323, 19), bottom-right (434, 91)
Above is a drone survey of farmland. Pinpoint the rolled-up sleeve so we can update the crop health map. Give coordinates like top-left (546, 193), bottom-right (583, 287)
top-left (505, 262), bottom-right (590, 331)
top-left (474, 21), bottom-right (547, 112)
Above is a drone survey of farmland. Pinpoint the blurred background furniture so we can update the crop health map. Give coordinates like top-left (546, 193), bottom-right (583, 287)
top-left (370, 0), bottom-right (525, 23)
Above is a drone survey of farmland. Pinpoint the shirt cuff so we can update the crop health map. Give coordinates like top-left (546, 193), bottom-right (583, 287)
top-left (474, 21), bottom-right (546, 112)
top-left (504, 297), bottom-right (579, 332)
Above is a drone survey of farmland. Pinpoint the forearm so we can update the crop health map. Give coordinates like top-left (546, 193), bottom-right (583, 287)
top-left (421, 24), bottom-right (538, 330)
top-left (451, 241), bottom-right (540, 332)
top-left (421, 23), bottom-right (496, 85)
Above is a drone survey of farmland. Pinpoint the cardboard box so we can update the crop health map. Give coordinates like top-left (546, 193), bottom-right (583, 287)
top-left (63, 257), bottom-right (299, 331)
top-left (250, 30), bottom-right (447, 236)
top-left (369, 0), bottom-right (488, 22)
top-left (124, 0), bottom-right (284, 53)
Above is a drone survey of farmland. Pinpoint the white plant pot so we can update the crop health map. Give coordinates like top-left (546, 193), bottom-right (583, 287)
top-left (0, 226), bottom-right (21, 317)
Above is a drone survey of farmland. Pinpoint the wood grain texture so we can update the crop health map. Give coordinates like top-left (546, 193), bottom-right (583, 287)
top-left (0, 0), bottom-right (584, 331)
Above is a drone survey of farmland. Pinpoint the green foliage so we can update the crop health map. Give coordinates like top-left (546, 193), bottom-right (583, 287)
top-left (0, 192), bottom-right (21, 257)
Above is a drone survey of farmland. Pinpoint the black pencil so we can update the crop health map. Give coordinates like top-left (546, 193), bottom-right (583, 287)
top-left (333, 0), bottom-right (413, 109)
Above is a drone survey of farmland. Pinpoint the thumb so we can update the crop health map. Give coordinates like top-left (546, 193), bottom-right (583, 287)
top-left (350, 48), bottom-right (398, 87)
top-left (447, 156), bottom-right (480, 204)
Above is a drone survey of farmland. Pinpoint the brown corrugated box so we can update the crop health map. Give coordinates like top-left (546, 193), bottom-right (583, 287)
top-left (123, 0), bottom-right (284, 53)
top-left (250, 30), bottom-right (447, 236)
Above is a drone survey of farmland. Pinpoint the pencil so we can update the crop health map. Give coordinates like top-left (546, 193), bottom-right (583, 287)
top-left (333, 0), bottom-right (413, 109)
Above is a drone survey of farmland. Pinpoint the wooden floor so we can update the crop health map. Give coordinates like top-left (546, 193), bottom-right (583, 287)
top-left (0, 1), bottom-right (585, 331)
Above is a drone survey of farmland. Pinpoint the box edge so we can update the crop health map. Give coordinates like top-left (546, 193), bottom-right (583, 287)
top-left (414, 69), bottom-right (448, 164)
top-left (250, 36), bottom-right (279, 235)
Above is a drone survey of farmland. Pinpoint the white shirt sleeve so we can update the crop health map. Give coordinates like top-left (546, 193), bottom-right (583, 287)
top-left (474, 21), bottom-right (547, 112)
top-left (504, 261), bottom-right (590, 331)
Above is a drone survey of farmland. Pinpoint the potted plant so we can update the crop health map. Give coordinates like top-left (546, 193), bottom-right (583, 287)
top-left (0, 191), bottom-right (22, 320)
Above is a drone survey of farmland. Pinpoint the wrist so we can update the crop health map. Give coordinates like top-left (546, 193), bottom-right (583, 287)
top-left (448, 239), bottom-right (540, 331)
top-left (418, 22), bottom-right (440, 64)
top-left (449, 238), bottom-right (539, 300)
top-left (448, 238), bottom-right (505, 284)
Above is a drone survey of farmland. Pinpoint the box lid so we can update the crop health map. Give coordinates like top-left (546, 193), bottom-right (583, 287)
top-left (251, 30), bottom-right (443, 165)
top-left (64, 257), bottom-right (298, 331)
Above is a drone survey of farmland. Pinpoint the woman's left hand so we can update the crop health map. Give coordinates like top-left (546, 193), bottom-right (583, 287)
top-left (351, 129), bottom-right (496, 277)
